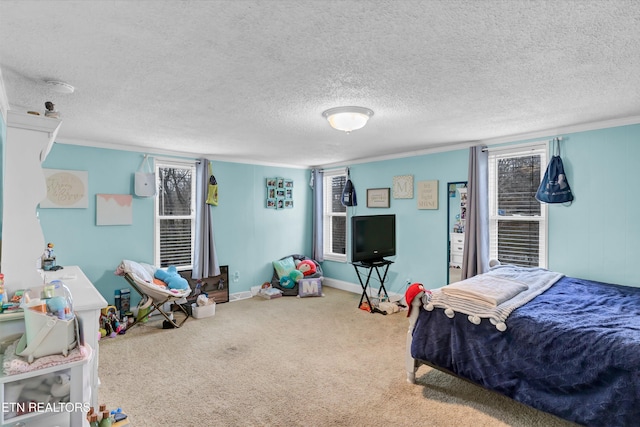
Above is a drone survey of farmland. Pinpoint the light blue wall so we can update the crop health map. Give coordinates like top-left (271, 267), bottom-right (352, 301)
top-left (39, 144), bottom-right (312, 306)
top-left (322, 149), bottom-right (469, 294)
top-left (545, 124), bottom-right (640, 286)
top-left (13, 121), bottom-right (640, 307)
top-left (323, 123), bottom-right (640, 291)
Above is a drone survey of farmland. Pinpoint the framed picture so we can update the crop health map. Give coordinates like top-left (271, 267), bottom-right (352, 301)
top-left (284, 199), bottom-right (294, 208)
top-left (266, 178), bottom-right (277, 188)
top-left (367, 188), bottom-right (390, 208)
top-left (266, 198), bottom-right (277, 209)
top-left (284, 179), bottom-right (293, 188)
top-left (417, 180), bottom-right (439, 210)
top-left (393, 175), bottom-right (414, 199)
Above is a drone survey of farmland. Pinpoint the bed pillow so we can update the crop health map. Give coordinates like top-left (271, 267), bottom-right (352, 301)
top-left (273, 256), bottom-right (296, 279)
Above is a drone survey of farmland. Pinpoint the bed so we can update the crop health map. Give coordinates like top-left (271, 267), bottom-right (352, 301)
top-left (405, 264), bottom-right (640, 427)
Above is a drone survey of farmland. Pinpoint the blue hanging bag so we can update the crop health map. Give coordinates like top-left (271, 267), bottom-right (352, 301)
top-left (535, 138), bottom-right (573, 204)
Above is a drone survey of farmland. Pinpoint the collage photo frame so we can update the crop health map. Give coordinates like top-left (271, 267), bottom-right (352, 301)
top-left (266, 177), bottom-right (294, 209)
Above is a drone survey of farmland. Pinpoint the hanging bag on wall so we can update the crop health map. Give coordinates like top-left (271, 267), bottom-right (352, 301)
top-left (206, 162), bottom-right (218, 206)
top-left (535, 138), bottom-right (573, 204)
top-left (134, 155), bottom-right (156, 197)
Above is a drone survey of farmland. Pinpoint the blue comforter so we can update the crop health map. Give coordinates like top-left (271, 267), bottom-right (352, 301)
top-left (411, 276), bottom-right (640, 427)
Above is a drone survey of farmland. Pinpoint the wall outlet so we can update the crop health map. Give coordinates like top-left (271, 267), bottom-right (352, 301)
top-left (233, 271), bottom-right (240, 283)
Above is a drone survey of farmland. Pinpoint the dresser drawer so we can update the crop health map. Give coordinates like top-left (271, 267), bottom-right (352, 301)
top-left (451, 244), bottom-right (464, 254)
top-left (450, 233), bottom-right (465, 245)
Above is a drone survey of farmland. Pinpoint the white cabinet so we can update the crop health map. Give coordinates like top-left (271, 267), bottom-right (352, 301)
top-left (0, 350), bottom-right (89, 427)
top-left (0, 267), bottom-right (105, 426)
top-left (450, 233), bottom-right (465, 268)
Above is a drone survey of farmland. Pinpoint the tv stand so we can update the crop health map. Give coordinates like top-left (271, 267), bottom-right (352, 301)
top-left (351, 259), bottom-right (393, 314)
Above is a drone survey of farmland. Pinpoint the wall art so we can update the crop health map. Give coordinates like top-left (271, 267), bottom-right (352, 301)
top-left (41, 169), bottom-right (88, 208)
top-left (367, 188), bottom-right (390, 208)
top-left (417, 180), bottom-right (439, 210)
top-left (393, 175), bottom-right (414, 199)
top-left (96, 194), bottom-right (133, 225)
top-left (266, 177), bottom-right (293, 209)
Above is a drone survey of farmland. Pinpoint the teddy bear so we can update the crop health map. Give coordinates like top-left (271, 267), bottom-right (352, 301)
top-left (297, 260), bottom-right (317, 276)
top-left (154, 266), bottom-right (189, 290)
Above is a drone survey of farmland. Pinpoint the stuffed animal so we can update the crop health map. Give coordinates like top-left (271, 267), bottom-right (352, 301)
top-left (154, 266), bottom-right (189, 290)
top-left (279, 275), bottom-right (295, 289)
top-left (289, 269), bottom-right (304, 283)
top-left (297, 260), bottom-right (317, 276)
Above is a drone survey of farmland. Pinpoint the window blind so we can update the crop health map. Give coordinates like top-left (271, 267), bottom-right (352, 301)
top-left (489, 144), bottom-right (547, 267)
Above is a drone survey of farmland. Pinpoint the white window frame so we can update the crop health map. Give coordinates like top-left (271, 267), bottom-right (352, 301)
top-left (322, 168), bottom-right (347, 262)
top-left (488, 142), bottom-right (548, 268)
top-left (154, 158), bottom-right (197, 269)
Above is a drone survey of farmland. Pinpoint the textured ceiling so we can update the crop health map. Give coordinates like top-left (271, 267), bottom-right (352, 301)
top-left (1, 0), bottom-right (640, 168)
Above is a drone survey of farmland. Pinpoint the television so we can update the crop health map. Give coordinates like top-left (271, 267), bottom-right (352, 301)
top-left (351, 214), bottom-right (396, 263)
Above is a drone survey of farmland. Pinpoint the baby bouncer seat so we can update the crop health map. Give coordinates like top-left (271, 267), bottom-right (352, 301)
top-left (115, 260), bottom-right (191, 328)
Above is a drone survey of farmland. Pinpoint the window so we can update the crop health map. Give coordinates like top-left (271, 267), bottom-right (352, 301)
top-left (322, 169), bottom-right (347, 261)
top-left (155, 160), bottom-right (196, 268)
top-left (488, 143), bottom-right (547, 268)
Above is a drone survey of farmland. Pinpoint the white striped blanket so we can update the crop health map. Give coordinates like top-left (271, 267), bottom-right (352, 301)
top-left (425, 265), bottom-right (564, 331)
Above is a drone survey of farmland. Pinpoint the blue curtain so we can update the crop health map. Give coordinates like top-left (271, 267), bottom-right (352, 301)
top-left (461, 146), bottom-right (489, 279)
top-left (310, 169), bottom-right (324, 262)
top-left (192, 159), bottom-right (220, 279)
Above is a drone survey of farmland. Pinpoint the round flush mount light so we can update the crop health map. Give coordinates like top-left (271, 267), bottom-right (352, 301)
top-left (322, 106), bottom-right (374, 133)
top-left (46, 80), bottom-right (75, 94)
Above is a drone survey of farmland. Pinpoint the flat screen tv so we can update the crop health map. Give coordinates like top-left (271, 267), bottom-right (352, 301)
top-left (351, 214), bottom-right (396, 263)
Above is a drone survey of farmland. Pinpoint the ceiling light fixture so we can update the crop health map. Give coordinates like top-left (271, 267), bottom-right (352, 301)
top-left (322, 106), bottom-right (374, 133)
top-left (46, 80), bottom-right (75, 94)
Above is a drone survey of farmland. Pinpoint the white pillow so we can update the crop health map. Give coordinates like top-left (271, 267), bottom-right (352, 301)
top-left (122, 260), bottom-right (153, 282)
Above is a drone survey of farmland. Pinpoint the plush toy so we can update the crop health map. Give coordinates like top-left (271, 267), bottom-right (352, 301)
top-left (154, 266), bottom-right (189, 290)
top-left (279, 275), bottom-right (295, 289)
top-left (289, 269), bottom-right (304, 283)
top-left (297, 260), bottom-right (317, 276)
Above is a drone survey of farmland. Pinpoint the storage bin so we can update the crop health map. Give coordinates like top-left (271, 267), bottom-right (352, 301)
top-left (191, 302), bottom-right (216, 319)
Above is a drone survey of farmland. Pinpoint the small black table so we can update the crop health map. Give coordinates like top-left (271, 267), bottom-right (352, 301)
top-left (351, 259), bottom-right (393, 314)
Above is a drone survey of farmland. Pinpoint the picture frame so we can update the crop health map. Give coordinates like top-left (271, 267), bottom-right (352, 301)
top-left (417, 180), bottom-right (439, 210)
top-left (393, 175), bottom-right (414, 199)
top-left (367, 188), bottom-right (390, 208)
top-left (266, 176), bottom-right (294, 210)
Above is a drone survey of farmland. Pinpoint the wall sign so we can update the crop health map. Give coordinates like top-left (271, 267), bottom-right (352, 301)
top-left (417, 180), bottom-right (439, 210)
top-left (393, 175), bottom-right (414, 199)
top-left (41, 169), bottom-right (88, 208)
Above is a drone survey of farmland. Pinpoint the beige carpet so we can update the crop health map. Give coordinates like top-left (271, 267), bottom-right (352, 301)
top-left (98, 287), bottom-right (577, 427)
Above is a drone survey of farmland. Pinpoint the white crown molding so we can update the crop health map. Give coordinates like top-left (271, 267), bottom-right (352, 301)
top-left (316, 115), bottom-right (640, 169)
top-left (55, 137), bottom-right (310, 169)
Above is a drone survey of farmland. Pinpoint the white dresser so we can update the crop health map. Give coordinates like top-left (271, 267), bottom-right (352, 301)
top-left (449, 232), bottom-right (465, 268)
top-left (0, 266), bottom-right (106, 427)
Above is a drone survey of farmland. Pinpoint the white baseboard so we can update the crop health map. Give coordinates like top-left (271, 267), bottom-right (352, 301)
top-left (230, 291), bottom-right (252, 302)
top-left (322, 277), bottom-right (404, 303)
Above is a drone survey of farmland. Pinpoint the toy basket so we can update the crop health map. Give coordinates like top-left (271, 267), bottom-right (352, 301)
top-left (15, 282), bottom-right (79, 363)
